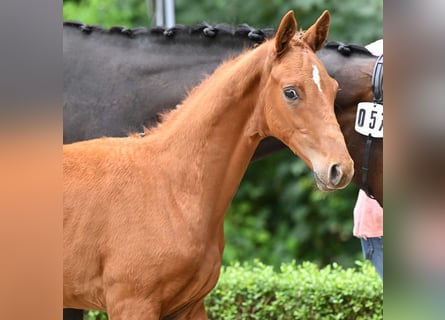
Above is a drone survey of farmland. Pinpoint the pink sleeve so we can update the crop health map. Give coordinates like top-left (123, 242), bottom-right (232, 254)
top-left (353, 190), bottom-right (383, 238)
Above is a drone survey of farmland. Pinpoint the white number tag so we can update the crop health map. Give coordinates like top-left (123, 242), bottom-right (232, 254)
top-left (354, 102), bottom-right (383, 138)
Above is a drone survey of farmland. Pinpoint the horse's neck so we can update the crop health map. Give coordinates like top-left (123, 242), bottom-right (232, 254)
top-left (339, 112), bottom-right (382, 203)
top-left (322, 51), bottom-right (381, 199)
top-left (142, 46), bottom-right (266, 230)
top-left (347, 110), bottom-right (382, 202)
top-left (65, 27), bottom-right (247, 71)
top-left (64, 27), bottom-right (250, 109)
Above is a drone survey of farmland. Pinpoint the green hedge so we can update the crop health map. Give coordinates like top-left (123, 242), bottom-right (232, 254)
top-left (85, 260), bottom-right (382, 320)
top-left (206, 260), bottom-right (382, 319)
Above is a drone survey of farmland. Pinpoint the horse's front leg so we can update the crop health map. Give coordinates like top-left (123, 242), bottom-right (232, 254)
top-left (63, 308), bottom-right (84, 320)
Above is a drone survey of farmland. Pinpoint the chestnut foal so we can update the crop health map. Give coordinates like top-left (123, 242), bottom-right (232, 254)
top-left (64, 11), bottom-right (353, 319)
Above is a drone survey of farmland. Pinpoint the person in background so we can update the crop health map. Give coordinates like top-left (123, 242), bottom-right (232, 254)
top-left (353, 39), bottom-right (383, 280)
top-left (354, 190), bottom-right (383, 279)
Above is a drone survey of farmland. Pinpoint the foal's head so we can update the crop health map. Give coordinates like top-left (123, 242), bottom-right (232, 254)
top-left (250, 10), bottom-right (354, 191)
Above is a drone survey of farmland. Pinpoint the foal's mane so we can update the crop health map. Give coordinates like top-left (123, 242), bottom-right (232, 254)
top-left (139, 31), bottom-right (310, 138)
top-left (63, 20), bottom-right (275, 44)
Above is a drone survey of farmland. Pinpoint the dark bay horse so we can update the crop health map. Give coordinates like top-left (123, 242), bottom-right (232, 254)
top-left (64, 11), bottom-right (353, 319)
top-left (318, 43), bottom-right (383, 204)
top-left (63, 21), bottom-right (273, 144)
top-left (63, 20), bottom-right (382, 205)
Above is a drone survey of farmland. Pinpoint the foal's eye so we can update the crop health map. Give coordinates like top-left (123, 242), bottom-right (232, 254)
top-left (283, 87), bottom-right (299, 101)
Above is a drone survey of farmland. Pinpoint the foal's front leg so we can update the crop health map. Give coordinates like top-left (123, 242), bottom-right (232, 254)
top-left (106, 299), bottom-right (208, 320)
top-left (105, 295), bottom-right (162, 320)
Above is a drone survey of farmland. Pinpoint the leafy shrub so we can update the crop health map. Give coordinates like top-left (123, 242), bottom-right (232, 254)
top-left (206, 260), bottom-right (382, 319)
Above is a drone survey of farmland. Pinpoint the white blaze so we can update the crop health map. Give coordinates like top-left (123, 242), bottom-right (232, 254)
top-left (312, 64), bottom-right (322, 93)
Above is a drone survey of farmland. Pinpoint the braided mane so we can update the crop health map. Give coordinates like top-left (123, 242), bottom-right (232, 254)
top-left (63, 21), bottom-right (373, 55)
top-left (63, 20), bottom-right (274, 44)
top-left (324, 40), bottom-right (372, 56)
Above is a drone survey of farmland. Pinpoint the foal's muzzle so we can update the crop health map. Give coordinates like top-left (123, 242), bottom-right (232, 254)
top-left (314, 161), bottom-right (354, 191)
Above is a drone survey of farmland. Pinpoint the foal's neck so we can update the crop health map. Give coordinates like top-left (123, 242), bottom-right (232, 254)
top-left (145, 43), bottom-right (268, 228)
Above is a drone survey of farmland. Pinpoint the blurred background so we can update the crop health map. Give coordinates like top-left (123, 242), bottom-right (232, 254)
top-left (64, 0), bottom-right (382, 44)
top-left (63, 0), bottom-right (383, 269)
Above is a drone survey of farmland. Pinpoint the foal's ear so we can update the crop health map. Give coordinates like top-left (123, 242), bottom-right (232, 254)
top-left (275, 10), bottom-right (297, 57)
top-left (302, 10), bottom-right (330, 52)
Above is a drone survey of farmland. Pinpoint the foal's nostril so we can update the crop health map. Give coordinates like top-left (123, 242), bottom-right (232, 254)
top-left (329, 164), bottom-right (342, 187)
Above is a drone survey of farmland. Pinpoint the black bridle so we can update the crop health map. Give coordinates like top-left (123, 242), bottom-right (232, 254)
top-left (362, 54), bottom-right (383, 198)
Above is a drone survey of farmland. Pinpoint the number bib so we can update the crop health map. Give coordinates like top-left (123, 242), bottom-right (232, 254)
top-left (354, 102), bottom-right (383, 138)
